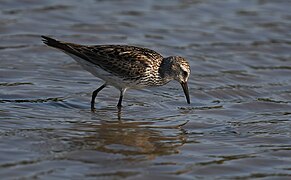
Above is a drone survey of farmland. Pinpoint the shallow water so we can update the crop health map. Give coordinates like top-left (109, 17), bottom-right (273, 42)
top-left (1, 0), bottom-right (291, 179)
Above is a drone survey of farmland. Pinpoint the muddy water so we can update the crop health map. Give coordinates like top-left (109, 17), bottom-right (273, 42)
top-left (1, 0), bottom-right (291, 179)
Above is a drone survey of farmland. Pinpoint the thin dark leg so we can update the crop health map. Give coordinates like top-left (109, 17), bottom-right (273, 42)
top-left (117, 93), bottom-right (123, 109)
top-left (117, 108), bottom-right (121, 120)
top-left (117, 89), bottom-right (126, 109)
top-left (91, 83), bottom-right (106, 111)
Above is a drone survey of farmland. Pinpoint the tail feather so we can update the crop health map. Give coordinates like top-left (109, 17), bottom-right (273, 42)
top-left (41, 35), bottom-right (68, 50)
top-left (41, 35), bottom-right (91, 62)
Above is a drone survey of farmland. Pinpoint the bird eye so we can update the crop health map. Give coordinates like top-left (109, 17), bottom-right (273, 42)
top-left (182, 71), bottom-right (188, 77)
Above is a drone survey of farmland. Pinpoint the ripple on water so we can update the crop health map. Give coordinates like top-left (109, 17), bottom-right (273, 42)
top-left (1, 0), bottom-right (291, 179)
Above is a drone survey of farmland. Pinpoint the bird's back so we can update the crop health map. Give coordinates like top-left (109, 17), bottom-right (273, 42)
top-left (42, 36), bottom-right (166, 88)
top-left (81, 45), bottom-right (164, 79)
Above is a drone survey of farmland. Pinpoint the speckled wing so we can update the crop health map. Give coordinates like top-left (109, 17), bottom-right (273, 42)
top-left (75, 45), bottom-right (164, 80)
top-left (42, 36), bottom-right (164, 80)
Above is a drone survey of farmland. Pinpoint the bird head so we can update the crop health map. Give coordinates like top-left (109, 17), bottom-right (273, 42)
top-left (166, 56), bottom-right (191, 104)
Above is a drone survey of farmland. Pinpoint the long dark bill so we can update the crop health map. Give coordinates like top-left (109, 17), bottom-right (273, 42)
top-left (180, 82), bottom-right (190, 104)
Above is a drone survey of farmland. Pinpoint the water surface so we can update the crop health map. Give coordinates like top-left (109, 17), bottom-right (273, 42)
top-left (1, 0), bottom-right (291, 179)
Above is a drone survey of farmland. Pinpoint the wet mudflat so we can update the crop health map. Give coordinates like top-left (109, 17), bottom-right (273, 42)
top-left (1, 0), bottom-right (291, 179)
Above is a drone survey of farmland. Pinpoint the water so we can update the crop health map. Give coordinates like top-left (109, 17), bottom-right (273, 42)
top-left (1, 0), bottom-right (291, 179)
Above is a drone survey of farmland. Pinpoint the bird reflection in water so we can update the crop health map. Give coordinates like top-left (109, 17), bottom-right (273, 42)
top-left (66, 110), bottom-right (188, 159)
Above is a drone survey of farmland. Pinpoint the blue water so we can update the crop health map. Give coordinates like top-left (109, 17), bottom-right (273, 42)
top-left (1, 0), bottom-right (291, 179)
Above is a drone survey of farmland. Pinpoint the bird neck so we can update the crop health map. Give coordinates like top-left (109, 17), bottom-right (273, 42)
top-left (159, 57), bottom-right (175, 81)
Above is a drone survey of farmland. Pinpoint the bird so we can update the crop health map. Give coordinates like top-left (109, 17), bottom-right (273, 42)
top-left (41, 36), bottom-right (191, 111)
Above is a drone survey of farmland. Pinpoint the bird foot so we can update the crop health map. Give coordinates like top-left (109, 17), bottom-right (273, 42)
top-left (91, 107), bottom-right (96, 113)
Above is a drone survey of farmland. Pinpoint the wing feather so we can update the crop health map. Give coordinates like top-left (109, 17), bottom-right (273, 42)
top-left (42, 36), bottom-right (164, 80)
top-left (71, 45), bottom-right (163, 79)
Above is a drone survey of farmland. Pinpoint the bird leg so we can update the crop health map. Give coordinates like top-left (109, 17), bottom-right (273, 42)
top-left (91, 83), bottom-right (106, 111)
top-left (117, 89), bottom-right (126, 109)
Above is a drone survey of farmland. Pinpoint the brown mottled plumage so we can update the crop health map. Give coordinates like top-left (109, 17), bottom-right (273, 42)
top-left (41, 36), bottom-right (190, 110)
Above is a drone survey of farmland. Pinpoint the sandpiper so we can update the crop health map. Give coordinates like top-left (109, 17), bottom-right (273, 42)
top-left (41, 36), bottom-right (191, 110)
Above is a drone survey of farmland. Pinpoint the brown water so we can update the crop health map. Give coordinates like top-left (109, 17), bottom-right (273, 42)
top-left (1, 0), bottom-right (291, 179)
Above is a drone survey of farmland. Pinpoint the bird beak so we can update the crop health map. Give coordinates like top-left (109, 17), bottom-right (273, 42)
top-left (180, 81), bottom-right (190, 104)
